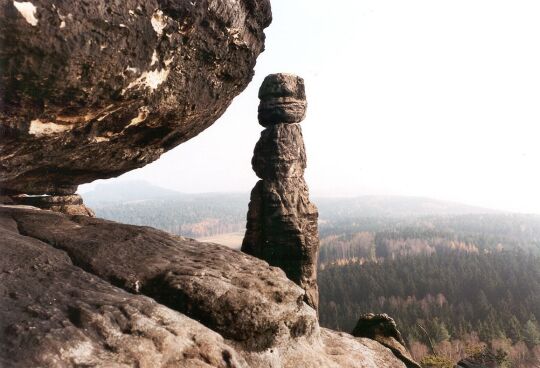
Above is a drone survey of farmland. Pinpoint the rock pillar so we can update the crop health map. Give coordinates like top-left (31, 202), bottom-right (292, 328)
top-left (242, 73), bottom-right (320, 311)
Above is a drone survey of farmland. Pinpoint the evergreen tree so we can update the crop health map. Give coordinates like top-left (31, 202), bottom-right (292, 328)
top-left (507, 316), bottom-right (523, 342)
top-left (523, 318), bottom-right (540, 346)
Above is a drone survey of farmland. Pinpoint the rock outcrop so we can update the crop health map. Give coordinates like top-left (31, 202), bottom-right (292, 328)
top-left (6, 206), bottom-right (317, 351)
top-left (352, 313), bottom-right (421, 368)
top-left (0, 0), bottom-right (271, 196)
top-left (456, 347), bottom-right (505, 368)
top-left (242, 74), bottom-right (320, 312)
top-left (10, 194), bottom-right (95, 217)
top-left (0, 211), bottom-right (247, 368)
top-left (0, 205), bottom-right (407, 368)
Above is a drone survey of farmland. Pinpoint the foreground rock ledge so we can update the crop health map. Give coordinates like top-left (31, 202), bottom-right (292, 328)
top-left (0, 206), bottom-right (406, 368)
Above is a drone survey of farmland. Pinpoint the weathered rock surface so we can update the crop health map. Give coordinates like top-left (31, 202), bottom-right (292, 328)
top-left (0, 0), bottom-right (271, 195)
top-left (4, 206), bottom-right (317, 351)
top-left (352, 313), bottom-right (421, 368)
top-left (258, 74), bottom-right (307, 126)
top-left (0, 209), bottom-right (248, 368)
top-left (252, 123), bottom-right (307, 180)
top-left (0, 205), bottom-right (407, 368)
top-left (242, 73), bottom-right (320, 311)
top-left (240, 328), bottom-right (407, 368)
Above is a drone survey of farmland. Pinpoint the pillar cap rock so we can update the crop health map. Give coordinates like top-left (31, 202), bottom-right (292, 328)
top-left (258, 73), bottom-right (306, 100)
top-left (258, 73), bottom-right (307, 126)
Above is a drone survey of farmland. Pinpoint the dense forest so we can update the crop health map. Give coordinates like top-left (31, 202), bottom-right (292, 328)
top-left (320, 252), bottom-right (540, 366)
top-left (319, 214), bottom-right (540, 266)
top-left (318, 215), bottom-right (540, 367)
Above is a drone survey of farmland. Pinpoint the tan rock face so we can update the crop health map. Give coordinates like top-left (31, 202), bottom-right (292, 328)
top-left (252, 124), bottom-right (307, 180)
top-left (242, 73), bottom-right (320, 311)
top-left (5, 206), bottom-right (318, 352)
top-left (0, 0), bottom-right (271, 195)
top-left (1, 206), bottom-right (407, 368)
top-left (0, 208), bottom-right (248, 368)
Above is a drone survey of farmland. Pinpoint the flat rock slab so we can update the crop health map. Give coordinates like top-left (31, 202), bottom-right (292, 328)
top-left (235, 329), bottom-right (406, 368)
top-left (2, 206), bottom-right (318, 351)
top-left (0, 212), bottom-right (248, 368)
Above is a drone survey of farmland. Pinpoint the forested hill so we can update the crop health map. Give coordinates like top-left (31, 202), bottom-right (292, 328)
top-left (319, 214), bottom-right (540, 266)
top-left (318, 215), bottom-right (540, 368)
top-left (82, 180), bottom-right (182, 204)
top-left (81, 180), bottom-right (502, 238)
top-left (81, 182), bottom-right (248, 238)
top-left (316, 196), bottom-right (499, 219)
top-left (319, 252), bottom-right (540, 364)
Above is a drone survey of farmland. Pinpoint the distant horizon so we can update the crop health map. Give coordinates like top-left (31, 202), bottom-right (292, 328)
top-left (79, 179), bottom-right (536, 215)
top-left (83, 0), bottom-right (540, 215)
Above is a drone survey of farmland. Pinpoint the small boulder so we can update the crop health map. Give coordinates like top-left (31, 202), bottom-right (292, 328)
top-left (352, 313), bottom-right (421, 368)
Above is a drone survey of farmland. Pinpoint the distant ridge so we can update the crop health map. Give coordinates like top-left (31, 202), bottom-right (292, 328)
top-left (82, 180), bottom-right (502, 217)
top-left (81, 180), bottom-right (184, 205)
top-left (315, 195), bottom-right (501, 220)
top-left (81, 181), bottom-right (505, 231)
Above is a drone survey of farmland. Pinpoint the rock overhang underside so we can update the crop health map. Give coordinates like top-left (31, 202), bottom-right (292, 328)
top-left (0, 0), bottom-right (271, 194)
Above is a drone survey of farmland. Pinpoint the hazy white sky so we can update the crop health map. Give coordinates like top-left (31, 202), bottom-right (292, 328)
top-left (81, 0), bottom-right (540, 214)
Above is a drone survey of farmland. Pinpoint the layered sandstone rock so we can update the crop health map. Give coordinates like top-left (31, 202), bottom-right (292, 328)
top-left (242, 74), bottom-right (320, 311)
top-left (0, 0), bottom-right (271, 195)
top-left (0, 205), bottom-right (407, 368)
top-left (10, 194), bottom-right (95, 217)
top-left (7, 206), bottom-right (317, 351)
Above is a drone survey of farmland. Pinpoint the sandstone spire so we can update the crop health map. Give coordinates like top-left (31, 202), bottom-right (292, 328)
top-left (242, 73), bottom-right (320, 311)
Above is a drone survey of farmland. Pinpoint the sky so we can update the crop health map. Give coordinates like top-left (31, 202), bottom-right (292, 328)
top-left (81, 0), bottom-right (540, 214)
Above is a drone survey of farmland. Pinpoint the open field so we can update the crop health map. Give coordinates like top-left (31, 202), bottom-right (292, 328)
top-left (197, 232), bottom-right (244, 250)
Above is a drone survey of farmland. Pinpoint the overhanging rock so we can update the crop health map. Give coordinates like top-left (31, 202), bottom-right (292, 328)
top-left (0, 0), bottom-right (271, 195)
